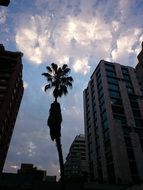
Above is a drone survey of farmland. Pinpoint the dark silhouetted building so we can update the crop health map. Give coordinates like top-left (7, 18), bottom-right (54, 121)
top-left (0, 163), bottom-right (57, 189)
top-left (136, 42), bottom-right (143, 95)
top-left (0, 44), bottom-right (23, 173)
top-left (83, 54), bottom-right (143, 184)
top-left (0, 0), bottom-right (10, 6)
top-left (17, 163), bottom-right (47, 181)
top-left (64, 134), bottom-right (88, 180)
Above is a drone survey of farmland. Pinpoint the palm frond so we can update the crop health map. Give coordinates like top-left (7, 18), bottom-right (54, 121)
top-left (51, 63), bottom-right (58, 73)
top-left (62, 64), bottom-right (68, 70)
top-left (57, 67), bottom-right (62, 76)
top-left (60, 85), bottom-right (68, 95)
top-left (42, 73), bottom-right (52, 82)
top-left (46, 66), bottom-right (52, 73)
top-left (64, 68), bottom-right (70, 74)
top-left (67, 81), bottom-right (73, 88)
top-left (67, 76), bottom-right (73, 82)
top-left (42, 63), bottom-right (73, 100)
top-left (42, 72), bottom-right (52, 78)
top-left (45, 84), bottom-right (51, 91)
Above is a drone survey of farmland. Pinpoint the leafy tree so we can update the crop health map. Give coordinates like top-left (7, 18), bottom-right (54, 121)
top-left (42, 63), bottom-right (73, 188)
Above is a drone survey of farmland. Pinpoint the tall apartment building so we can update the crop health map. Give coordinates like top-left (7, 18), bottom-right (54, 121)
top-left (136, 42), bottom-right (143, 92)
top-left (0, 44), bottom-right (24, 173)
top-left (83, 49), bottom-right (143, 184)
top-left (64, 134), bottom-right (88, 179)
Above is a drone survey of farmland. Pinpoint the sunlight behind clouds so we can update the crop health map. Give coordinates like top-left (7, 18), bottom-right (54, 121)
top-left (15, 13), bottom-right (114, 75)
top-left (72, 58), bottom-right (90, 75)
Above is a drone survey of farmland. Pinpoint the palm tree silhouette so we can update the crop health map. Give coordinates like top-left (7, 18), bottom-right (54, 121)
top-left (42, 63), bottom-right (73, 188)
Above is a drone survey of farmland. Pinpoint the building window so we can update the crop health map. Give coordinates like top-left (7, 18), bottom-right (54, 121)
top-left (140, 139), bottom-right (143, 151)
top-left (135, 119), bottom-right (143, 127)
top-left (124, 80), bottom-right (133, 88)
top-left (97, 76), bottom-right (102, 86)
top-left (97, 80), bottom-right (103, 91)
top-left (98, 87), bottom-right (103, 98)
top-left (99, 95), bottom-right (104, 105)
top-left (104, 140), bottom-right (111, 152)
top-left (132, 109), bottom-right (141, 118)
top-left (129, 161), bottom-right (138, 175)
top-left (110, 97), bottom-right (122, 105)
top-left (109, 90), bottom-right (120, 98)
top-left (0, 86), bottom-right (7, 90)
top-left (95, 137), bottom-right (100, 147)
top-left (96, 68), bottom-right (100, 78)
top-left (129, 94), bottom-right (138, 100)
top-left (103, 129), bottom-right (110, 141)
top-left (102, 119), bottom-right (109, 130)
top-left (113, 114), bottom-right (127, 125)
top-left (127, 87), bottom-right (134, 94)
top-left (107, 163), bottom-right (115, 183)
top-left (112, 105), bottom-right (124, 115)
top-left (106, 151), bottom-right (113, 163)
top-left (123, 127), bottom-right (132, 136)
top-left (108, 77), bottom-right (118, 84)
top-left (96, 146), bottom-right (100, 158)
top-left (121, 67), bottom-right (129, 75)
top-left (106, 70), bottom-right (116, 77)
top-left (105, 64), bottom-right (115, 71)
top-left (0, 94), bottom-right (4, 98)
top-left (124, 137), bottom-right (132, 147)
top-left (123, 74), bottom-right (130, 81)
top-left (101, 111), bottom-right (107, 121)
top-left (127, 148), bottom-right (135, 160)
top-left (108, 83), bottom-right (119, 91)
top-left (134, 128), bottom-right (143, 138)
top-left (95, 127), bottom-right (99, 136)
top-left (130, 100), bottom-right (139, 108)
top-left (100, 102), bottom-right (105, 113)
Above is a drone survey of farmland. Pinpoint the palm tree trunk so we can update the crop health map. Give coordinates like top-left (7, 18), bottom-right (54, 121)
top-left (55, 137), bottom-right (64, 190)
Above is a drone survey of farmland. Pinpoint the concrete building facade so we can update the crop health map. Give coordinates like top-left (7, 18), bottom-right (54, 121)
top-left (64, 134), bottom-right (88, 180)
top-left (0, 44), bottom-right (23, 173)
top-left (83, 55), bottom-right (143, 184)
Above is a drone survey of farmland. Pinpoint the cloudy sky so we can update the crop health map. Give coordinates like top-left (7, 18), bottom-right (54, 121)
top-left (1, 0), bottom-right (143, 178)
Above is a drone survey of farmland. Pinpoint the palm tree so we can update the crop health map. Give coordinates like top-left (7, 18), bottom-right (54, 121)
top-left (42, 63), bottom-right (73, 188)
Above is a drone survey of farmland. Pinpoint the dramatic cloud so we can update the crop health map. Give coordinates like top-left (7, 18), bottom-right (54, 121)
top-left (15, 0), bottom-right (143, 74)
top-left (111, 28), bottom-right (143, 66)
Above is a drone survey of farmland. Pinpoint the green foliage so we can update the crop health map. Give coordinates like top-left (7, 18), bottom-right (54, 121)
top-left (42, 63), bottom-right (73, 101)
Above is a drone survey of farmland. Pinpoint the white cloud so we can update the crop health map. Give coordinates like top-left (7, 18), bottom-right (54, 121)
top-left (10, 165), bottom-right (19, 169)
top-left (111, 28), bottom-right (143, 65)
top-left (0, 9), bottom-right (7, 24)
top-left (23, 81), bottom-right (28, 89)
top-left (15, 15), bottom-right (51, 65)
top-left (112, 21), bottom-right (120, 32)
top-left (15, 13), bottom-right (113, 75)
top-left (72, 58), bottom-right (90, 75)
top-left (27, 141), bottom-right (36, 157)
